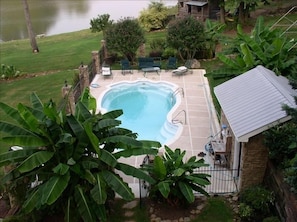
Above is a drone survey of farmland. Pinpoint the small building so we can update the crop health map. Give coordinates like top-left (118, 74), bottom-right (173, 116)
top-left (177, 0), bottom-right (220, 21)
top-left (213, 65), bottom-right (297, 190)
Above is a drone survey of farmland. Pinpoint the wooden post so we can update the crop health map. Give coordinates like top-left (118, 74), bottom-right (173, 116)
top-left (101, 40), bottom-right (108, 63)
top-left (92, 51), bottom-right (100, 74)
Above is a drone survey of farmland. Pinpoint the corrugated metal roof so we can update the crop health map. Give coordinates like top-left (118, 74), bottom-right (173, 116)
top-left (214, 65), bottom-right (297, 142)
top-left (186, 1), bottom-right (208, 7)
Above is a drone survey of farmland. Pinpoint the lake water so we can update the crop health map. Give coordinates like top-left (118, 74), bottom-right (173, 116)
top-left (0, 0), bottom-right (177, 42)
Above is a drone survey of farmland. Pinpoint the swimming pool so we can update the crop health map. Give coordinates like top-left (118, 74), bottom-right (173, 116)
top-left (99, 80), bottom-right (183, 145)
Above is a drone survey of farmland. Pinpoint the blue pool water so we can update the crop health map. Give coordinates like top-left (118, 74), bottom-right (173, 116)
top-left (100, 81), bottom-right (181, 144)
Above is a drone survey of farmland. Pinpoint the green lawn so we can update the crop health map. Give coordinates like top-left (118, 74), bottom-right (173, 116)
top-left (192, 197), bottom-right (234, 222)
top-left (106, 197), bottom-right (234, 222)
top-left (0, 30), bottom-right (102, 74)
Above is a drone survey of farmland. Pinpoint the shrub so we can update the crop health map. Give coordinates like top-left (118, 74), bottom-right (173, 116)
top-left (0, 64), bottom-right (20, 79)
top-left (149, 51), bottom-right (162, 58)
top-left (149, 39), bottom-right (166, 58)
top-left (143, 146), bottom-right (211, 207)
top-left (239, 186), bottom-right (275, 220)
top-left (239, 203), bottom-right (254, 221)
top-left (149, 39), bottom-right (166, 52)
top-left (285, 154), bottom-right (297, 193)
top-left (162, 47), bottom-right (177, 58)
top-left (263, 216), bottom-right (281, 222)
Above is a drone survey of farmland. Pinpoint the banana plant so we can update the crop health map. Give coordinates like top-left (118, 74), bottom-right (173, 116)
top-left (0, 88), bottom-right (161, 222)
top-left (143, 146), bottom-right (211, 206)
top-left (205, 16), bottom-right (297, 80)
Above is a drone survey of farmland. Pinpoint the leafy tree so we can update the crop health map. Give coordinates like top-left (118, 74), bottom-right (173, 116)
top-left (138, 1), bottom-right (171, 32)
top-left (224, 0), bottom-right (263, 24)
top-left (22, 0), bottom-right (39, 53)
top-left (104, 18), bottom-right (145, 62)
top-left (205, 16), bottom-right (297, 80)
top-left (167, 16), bottom-right (206, 61)
top-left (0, 88), bottom-right (161, 221)
top-left (204, 19), bottom-right (226, 59)
top-left (263, 123), bottom-right (296, 168)
top-left (143, 146), bottom-right (210, 207)
top-left (89, 14), bottom-right (113, 35)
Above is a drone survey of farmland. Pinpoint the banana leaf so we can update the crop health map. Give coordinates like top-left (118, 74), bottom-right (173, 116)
top-left (30, 92), bottom-right (44, 111)
top-left (186, 174), bottom-right (211, 185)
top-left (115, 162), bottom-right (156, 184)
top-left (90, 173), bottom-right (107, 205)
top-left (0, 102), bottom-right (29, 127)
top-left (153, 155), bottom-right (167, 180)
top-left (113, 147), bottom-right (158, 158)
top-left (178, 181), bottom-right (195, 203)
top-left (76, 101), bottom-right (93, 121)
top-left (96, 118), bottom-right (121, 129)
top-left (173, 168), bottom-right (185, 177)
top-left (100, 149), bottom-right (117, 167)
top-left (78, 88), bottom-right (97, 114)
top-left (217, 53), bottom-right (242, 69)
top-left (104, 135), bottom-right (142, 147)
top-left (52, 163), bottom-right (69, 175)
top-left (41, 173), bottom-right (70, 205)
top-left (0, 149), bottom-right (35, 167)
top-left (17, 103), bottom-right (40, 133)
top-left (75, 186), bottom-right (94, 222)
top-left (139, 140), bottom-right (161, 149)
top-left (83, 121), bottom-right (100, 155)
top-left (22, 188), bottom-right (42, 213)
top-left (1, 135), bottom-right (49, 147)
top-left (102, 170), bottom-right (134, 201)
top-left (157, 180), bottom-right (171, 198)
top-left (102, 109), bottom-right (123, 119)
top-left (66, 115), bottom-right (84, 137)
top-left (191, 183), bottom-right (210, 197)
top-left (17, 151), bottom-right (54, 173)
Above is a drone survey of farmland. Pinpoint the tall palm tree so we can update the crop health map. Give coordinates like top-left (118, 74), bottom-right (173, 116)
top-left (22, 0), bottom-right (39, 53)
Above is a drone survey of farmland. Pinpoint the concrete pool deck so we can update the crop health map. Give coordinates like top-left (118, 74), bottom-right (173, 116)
top-left (90, 69), bottom-right (221, 191)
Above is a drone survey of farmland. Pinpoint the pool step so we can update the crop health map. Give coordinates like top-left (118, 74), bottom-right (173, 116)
top-left (156, 120), bottom-right (179, 144)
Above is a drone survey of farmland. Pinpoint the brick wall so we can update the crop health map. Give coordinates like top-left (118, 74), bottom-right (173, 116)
top-left (265, 161), bottom-right (297, 222)
top-left (240, 134), bottom-right (269, 190)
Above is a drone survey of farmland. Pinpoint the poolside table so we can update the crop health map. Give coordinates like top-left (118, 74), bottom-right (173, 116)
top-left (210, 140), bottom-right (230, 168)
top-left (142, 67), bottom-right (160, 77)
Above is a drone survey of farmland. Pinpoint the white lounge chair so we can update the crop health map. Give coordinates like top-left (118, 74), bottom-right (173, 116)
top-left (172, 60), bottom-right (193, 76)
top-left (102, 66), bottom-right (112, 79)
top-left (172, 66), bottom-right (188, 76)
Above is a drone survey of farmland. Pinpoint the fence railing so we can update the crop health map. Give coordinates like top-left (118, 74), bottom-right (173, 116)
top-left (194, 167), bottom-right (239, 195)
top-left (139, 156), bottom-right (239, 201)
top-left (88, 58), bottom-right (97, 81)
top-left (73, 81), bottom-right (82, 103)
top-left (139, 164), bottom-right (239, 198)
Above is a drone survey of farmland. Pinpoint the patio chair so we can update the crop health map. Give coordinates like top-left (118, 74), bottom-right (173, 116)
top-left (172, 59), bottom-right (193, 76)
top-left (166, 57), bottom-right (177, 70)
top-left (101, 65), bottom-right (112, 79)
top-left (120, 59), bottom-right (133, 75)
